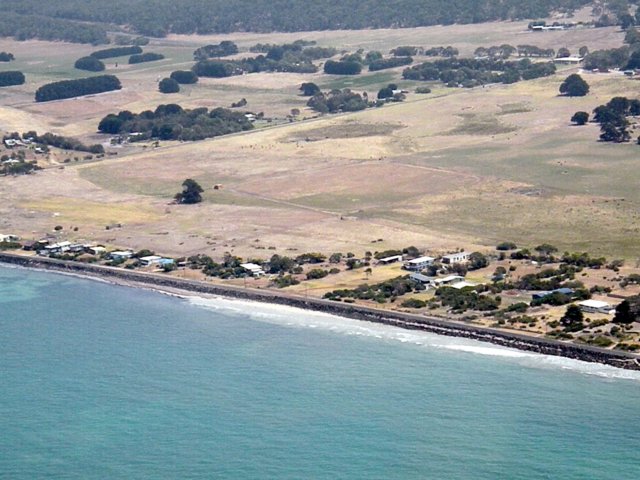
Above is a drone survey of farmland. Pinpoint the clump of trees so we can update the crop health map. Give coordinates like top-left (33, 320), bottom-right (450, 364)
top-left (35, 75), bottom-right (121, 102)
top-left (584, 46), bottom-right (630, 71)
top-left (0, 52), bottom-right (15, 61)
top-left (22, 130), bottom-right (104, 154)
top-left (91, 46), bottom-right (142, 59)
top-left (0, 71), bottom-right (25, 87)
top-left (403, 57), bottom-right (556, 88)
top-left (74, 56), bottom-right (105, 72)
top-left (98, 104), bottom-right (254, 141)
top-left (559, 73), bottom-right (589, 97)
top-left (424, 46), bottom-right (459, 57)
top-left (170, 70), bottom-right (198, 84)
top-left (324, 60), bottom-right (362, 75)
top-left (194, 41), bottom-right (238, 60)
top-left (474, 45), bottom-right (516, 59)
top-left (175, 179), bottom-right (203, 204)
top-left (159, 78), bottom-right (180, 94)
top-left (129, 52), bottom-right (165, 64)
top-left (306, 89), bottom-right (368, 113)
top-left (324, 276), bottom-right (423, 304)
top-left (368, 56), bottom-right (413, 71)
top-left (591, 97), bottom-right (640, 143)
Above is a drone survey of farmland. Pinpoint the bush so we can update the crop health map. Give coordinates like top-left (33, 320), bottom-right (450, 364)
top-left (496, 241), bottom-right (517, 251)
top-left (415, 86), bottom-right (431, 94)
top-left (306, 268), bottom-right (329, 280)
top-left (170, 70), bottom-right (198, 84)
top-left (401, 298), bottom-right (427, 308)
top-left (159, 78), bottom-right (180, 94)
top-left (74, 56), bottom-right (105, 72)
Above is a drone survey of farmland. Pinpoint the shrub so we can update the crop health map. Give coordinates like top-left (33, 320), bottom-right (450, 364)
top-left (559, 74), bottom-right (589, 97)
top-left (306, 268), bottom-right (329, 280)
top-left (324, 60), bottom-right (362, 75)
top-left (401, 298), bottom-right (427, 308)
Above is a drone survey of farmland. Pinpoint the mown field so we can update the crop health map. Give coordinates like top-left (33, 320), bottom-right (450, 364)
top-left (0, 17), bottom-right (638, 260)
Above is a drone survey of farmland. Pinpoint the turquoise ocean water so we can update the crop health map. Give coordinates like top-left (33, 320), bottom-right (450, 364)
top-left (1, 265), bottom-right (639, 479)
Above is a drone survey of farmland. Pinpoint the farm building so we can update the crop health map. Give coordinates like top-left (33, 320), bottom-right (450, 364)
top-left (578, 300), bottom-right (615, 315)
top-left (110, 250), bottom-right (134, 261)
top-left (409, 273), bottom-right (435, 285)
top-left (441, 252), bottom-right (471, 264)
top-left (140, 255), bottom-right (163, 266)
top-left (378, 254), bottom-right (403, 265)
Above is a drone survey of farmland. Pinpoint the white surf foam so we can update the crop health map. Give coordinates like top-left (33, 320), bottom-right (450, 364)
top-left (186, 295), bottom-right (640, 382)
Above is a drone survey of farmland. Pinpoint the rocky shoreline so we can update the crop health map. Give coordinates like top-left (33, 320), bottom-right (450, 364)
top-left (2, 252), bottom-right (639, 371)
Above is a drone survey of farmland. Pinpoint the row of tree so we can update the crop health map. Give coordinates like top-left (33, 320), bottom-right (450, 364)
top-left (35, 75), bottom-right (122, 102)
top-left (0, 71), bottom-right (25, 87)
top-left (402, 57), bottom-right (556, 87)
top-left (97, 104), bottom-right (254, 141)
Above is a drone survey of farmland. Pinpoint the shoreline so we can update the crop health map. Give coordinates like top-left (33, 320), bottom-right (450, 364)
top-left (1, 252), bottom-right (639, 371)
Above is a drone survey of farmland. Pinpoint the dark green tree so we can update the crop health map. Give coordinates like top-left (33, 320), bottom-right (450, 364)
top-left (159, 78), bottom-right (180, 94)
top-left (175, 179), bottom-right (203, 204)
top-left (299, 82), bottom-right (320, 96)
top-left (74, 56), bottom-right (105, 71)
top-left (560, 304), bottom-right (584, 332)
top-left (559, 74), bottom-right (589, 97)
top-left (612, 300), bottom-right (635, 324)
top-left (571, 111), bottom-right (589, 125)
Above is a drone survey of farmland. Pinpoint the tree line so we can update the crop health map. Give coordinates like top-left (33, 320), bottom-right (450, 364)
top-left (0, 11), bottom-right (107, 44)
top-left (35, 75), bottom-right (122, 102)
top-left (403, 57), bottom-right (556, 88)
top-left (0, 71), bottom-right (25, 87)
top-left (0, 0), bottom-right (592, 37)
top-left (97, 104), bottom-right (254, 141)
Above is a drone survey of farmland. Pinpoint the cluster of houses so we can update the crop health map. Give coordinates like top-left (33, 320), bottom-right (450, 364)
top-left (3, 137), bottom-right (45, 154)
top-left (24, 239), bottom-right (176, 269)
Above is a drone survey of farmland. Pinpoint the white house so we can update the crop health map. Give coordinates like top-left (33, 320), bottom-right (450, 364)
top-left (140, 255), bottom-right (163, 266)
top-left (433, 275), bottom-right (465, 287)
top-left (578, 300), bottom-right (615, 315)
top-left (43, 241), bottom-right (72, 254)
top-left (241, 262), bottom-right (265, 277)
top-left (110, 250), bottom-right (134, 261)
top-left (378, 254), bottom-right (403, 265)
top-left (0, 233), bottom-right (20, 242)
top-left (86, 246), bottom-right (106, 255)
top-left (409, 273), bottom-right (435, 285)
top-left (441, 252), bottom-right (471, 264)
top-left (403, 256), bottom-right (435, 271)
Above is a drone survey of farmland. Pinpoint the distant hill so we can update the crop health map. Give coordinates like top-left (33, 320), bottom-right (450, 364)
top-left (0, 0), bottom-right (591, 39)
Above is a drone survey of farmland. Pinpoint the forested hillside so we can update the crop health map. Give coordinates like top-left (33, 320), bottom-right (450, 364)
top-left (1, 0), bottom-right (591, 38)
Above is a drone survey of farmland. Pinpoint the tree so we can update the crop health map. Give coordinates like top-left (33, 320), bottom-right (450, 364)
top-left (170, 70), bottom-right (198, 84)
top-left (556, 47), bottom-right (570, 58)
top-left (159, 78), bottom-right (180, 94)
top-left (299, 82), bottom-right (320, 96)
top-left (578, 46), bottom-right (589, 57)
top-left (613, 300), bottom-right (636, 324)
top-left (377, 86), bottom-right (394, 99)
top-left (175, 179), bottom-right (203, 204)
top-left (560, 304), bottom-right (584, 332)
top-left (559, 74), bottom-right (589, 97)
top-left (600, 122), bottom-right (630, 143)
top-left (468, 252), bottom-right (489, 270)
top-left (571, 111), bottom-right (589, 125)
